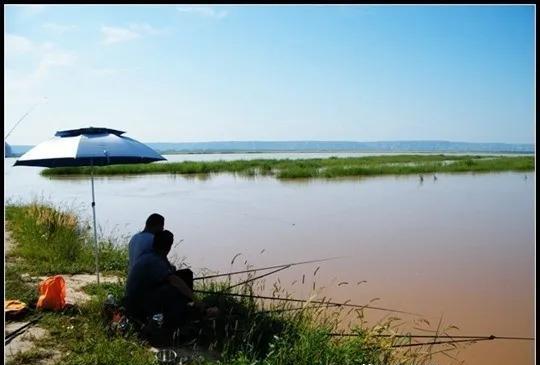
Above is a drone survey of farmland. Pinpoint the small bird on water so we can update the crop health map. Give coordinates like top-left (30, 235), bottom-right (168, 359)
top-left (433, 175), bottom-right (438, 181)
top-left (419, 175), bottom-right (424, 182)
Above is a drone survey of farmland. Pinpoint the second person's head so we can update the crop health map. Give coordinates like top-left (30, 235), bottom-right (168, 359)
top-left (145, 213), bottom-right (165, 234)
top-left (153, 230), bottom-right (174, 256)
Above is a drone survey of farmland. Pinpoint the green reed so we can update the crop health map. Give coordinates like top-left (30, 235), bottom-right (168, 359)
top-left (40, 155), bottom-right (534, 179)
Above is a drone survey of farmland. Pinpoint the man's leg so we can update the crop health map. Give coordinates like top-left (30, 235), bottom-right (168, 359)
top-left (149, 284), bottom-right (191, 329)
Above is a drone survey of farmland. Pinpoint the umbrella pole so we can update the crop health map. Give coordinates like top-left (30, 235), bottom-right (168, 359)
top-left (91, 165), bottom-right (100, 284)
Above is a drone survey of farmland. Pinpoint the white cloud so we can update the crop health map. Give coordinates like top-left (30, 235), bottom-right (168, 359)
top-left (5, 34), bottom-right (34, 54)
top-left (176, 6), bottom-right (228, 19)
top-left (43, 22), bottom-right (78, 34)
top-left (129, 23), bottom-right (162, 35)
top-left (100, 23), bottom-right (163, 45)
top-left (14, 47), bottom-right (77, 84)
top-left (5, 34), bottom-right (75, 64)
top-left (88, 67), bottom-right (138, 77)
top-left (89, 67), bottom-right (118, 76)
top-left (101, 26), bottom-right (140, 45)
top-left (43, 51), bottom-right (75, 67)
top-left (5, 34), bottom-right (77, 92)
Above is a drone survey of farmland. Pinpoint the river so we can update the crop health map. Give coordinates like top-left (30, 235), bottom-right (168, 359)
top-left (4, 153), bottom-right (535, 365)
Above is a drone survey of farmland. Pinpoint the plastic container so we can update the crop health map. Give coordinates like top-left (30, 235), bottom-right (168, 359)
top-left (155, 349), bottom-right (177, 365)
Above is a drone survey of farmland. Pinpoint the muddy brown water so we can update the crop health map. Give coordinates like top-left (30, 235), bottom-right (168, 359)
top-left (4, 154), bottom-right (535, 364)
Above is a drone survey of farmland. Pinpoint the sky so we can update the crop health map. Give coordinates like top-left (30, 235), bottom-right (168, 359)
top-left (4, 5), bottom-right (535, 145)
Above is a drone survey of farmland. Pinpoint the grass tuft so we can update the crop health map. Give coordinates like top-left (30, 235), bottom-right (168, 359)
top-left (5, 201), bottom-right (127, 276)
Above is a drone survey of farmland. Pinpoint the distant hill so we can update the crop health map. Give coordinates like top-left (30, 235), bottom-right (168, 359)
top-left (145, 141), bottom-right (534, 154)
top-left (7, 141), bottom-right (534, 157)
top-left (5, 143), bottom-right (34, 157)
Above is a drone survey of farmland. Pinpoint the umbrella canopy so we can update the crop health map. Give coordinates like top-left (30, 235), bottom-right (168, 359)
top-left (14, 127), bottom-right (166, 284)
top-left (14, 127), bottom-right (165, 167)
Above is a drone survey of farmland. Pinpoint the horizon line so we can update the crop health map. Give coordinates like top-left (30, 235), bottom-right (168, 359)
top-left (7, 139), bottom-right (535, 146)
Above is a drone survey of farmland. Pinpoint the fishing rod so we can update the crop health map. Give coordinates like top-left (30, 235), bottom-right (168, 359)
top-left (347, 334), bottom-right (533, 351)
top-left (327, 333), bottom-right (534, 341)
top-left (226, 265), bottom-right (292, 291)
top-left (5, 315), bottom-right (43, 345)
top-left (355, 337), bottom-right (493, 352)
top-left (258, 305), bottom-right (324, 314)
top-left (194, 256), bottom-right (344, 281)
top-left (194, 290), bottom-right (420, 316)
top-left (259, 302), bottom-right (392, 315)
top-left (224, 326), bottom-right (532, 348)
top-left (389, 337), bottom-right (492, 348)
top-left (5, 97), bottom-right (48, 140)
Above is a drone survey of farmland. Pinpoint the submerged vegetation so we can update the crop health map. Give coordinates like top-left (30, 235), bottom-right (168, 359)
top-left (41, 154), bottom-right (534, 179)
top-left (5, 201), bottom-right (466, 365)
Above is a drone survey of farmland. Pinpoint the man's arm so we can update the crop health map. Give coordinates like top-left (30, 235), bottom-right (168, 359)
top-left (167, 274), bottom-right (194, 301)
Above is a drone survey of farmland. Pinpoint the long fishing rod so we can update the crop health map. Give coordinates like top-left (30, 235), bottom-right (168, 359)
top-left (347, 334), bottom-right (533, 350)
top-left (225, 327), bottom-right (533, 348)
top-left (327, 333), bottom-right (534, 341)
top-left (259, 305), bottom-right (323, 314)
top-left (259, 302), bottom-right (390, 315)
top-left (354, 337), bottom-right (492, 352)
top-left (194, 256), bottom-right (344, 281)
top-left (389, 337), bottom-right (492, 348)
top-left (5, 97), bottom-right (48, 140)
top-left (5, 315), bottom-right (43, 345)
top-left (194, 290), bottom-right (420, 316)
top-left (226, 265), bottom-right (292, 291)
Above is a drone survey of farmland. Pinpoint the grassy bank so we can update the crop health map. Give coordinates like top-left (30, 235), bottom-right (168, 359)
top-left (5, 202), bottom-right (459, 365)
top-left (40, 154), bottom-right (535, 179)
top-left (5, 203), bottom-right (127, 275)
top-left (4, 202), bottom-right (153, 365)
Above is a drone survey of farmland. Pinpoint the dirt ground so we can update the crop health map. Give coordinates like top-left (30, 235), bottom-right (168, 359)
top-left (5, 322), bottom-right (62, 364)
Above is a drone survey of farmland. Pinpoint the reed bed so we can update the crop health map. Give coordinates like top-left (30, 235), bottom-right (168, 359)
top-left (40, 154), bottom-right (534, 179)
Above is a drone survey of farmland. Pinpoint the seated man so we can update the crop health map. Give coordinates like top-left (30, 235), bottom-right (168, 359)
top-left (124, 230), bottom-right (218, 330)
top-left (128, 213), bottom-right (165, 274)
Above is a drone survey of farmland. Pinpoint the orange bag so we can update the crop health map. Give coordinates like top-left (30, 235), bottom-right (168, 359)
top-left (36, 275), bottom-right (66, 311)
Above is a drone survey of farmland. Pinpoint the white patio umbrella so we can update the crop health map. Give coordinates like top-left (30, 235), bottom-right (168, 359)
top-left (14, 127), bottom-right (166, 283)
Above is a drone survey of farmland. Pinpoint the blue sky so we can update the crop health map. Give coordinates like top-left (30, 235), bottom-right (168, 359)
top-left (4, 5), bottom-right (535, 144)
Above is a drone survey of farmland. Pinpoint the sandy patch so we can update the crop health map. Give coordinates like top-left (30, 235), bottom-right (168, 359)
top-left (5, 322), bottom-right (61, 364)
top-left (33, 274), bottom-right (121, 305)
